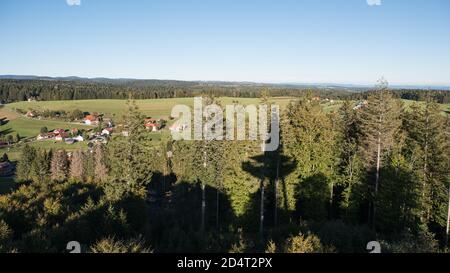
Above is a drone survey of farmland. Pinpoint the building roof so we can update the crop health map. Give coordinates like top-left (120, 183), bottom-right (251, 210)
top-left (84, 115), bottom-right (99, 121)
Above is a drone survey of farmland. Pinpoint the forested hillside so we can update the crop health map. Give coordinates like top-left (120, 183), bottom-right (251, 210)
top-left (1, 79), bottom-right (449, 103)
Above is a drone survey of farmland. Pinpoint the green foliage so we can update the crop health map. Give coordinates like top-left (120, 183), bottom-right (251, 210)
top-left (381, 229), bottom-right (440, 253)
top-left (284, 233), bottom-right (329, 253)
top-left (1, 88), bottom-right (449, 253)
top-left (107, 100), bottom-right (154, 198)
top-left (0, 220), bottom-right (13, 253)
top-left (281, 98), bottom-right (337, 221)
top-left (16, 144), bottom-right (37, 181)
top-left (90, 236), bottom-right (151, 253)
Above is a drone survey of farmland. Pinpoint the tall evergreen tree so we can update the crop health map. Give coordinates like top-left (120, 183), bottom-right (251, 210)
top-left (281, 97), bottom-right (336, 222)
top-left (94, 144), bottom-right (109, 183)
top-left (359, 79), bottom-right (402, 228)
top-left (336, 100), bottom-right (365, 222)
top-left (108, 99), bottom-right (154, 198)
top-left (403, 98), bottom-right (449, 234)
top-left (30, 149), bottom-right (52, 183)
top-left (51, 149), bottom-right (69, 182)
top-left (70, 149), bottom-right (85, 181)
top-left (16, 144), bottom-right (37, 181)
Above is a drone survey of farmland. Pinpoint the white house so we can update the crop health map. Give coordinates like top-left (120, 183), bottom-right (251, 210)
top-left (73, 135), bottom-right (84, 142)
top-left (101, 128), bottom-right (113, 136)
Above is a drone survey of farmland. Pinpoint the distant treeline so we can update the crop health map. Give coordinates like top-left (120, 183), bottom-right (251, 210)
top-left (0, 79), bottom-right (449, 103)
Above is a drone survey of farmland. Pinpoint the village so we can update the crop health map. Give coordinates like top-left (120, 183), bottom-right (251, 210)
top-left (22, 97), bottom-right (368, 147)
top-left (27, 110), bottom-right (184, 146)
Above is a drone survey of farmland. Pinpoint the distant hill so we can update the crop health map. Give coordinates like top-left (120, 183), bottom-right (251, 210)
top-left (1, 75), bottom-right (449, 91)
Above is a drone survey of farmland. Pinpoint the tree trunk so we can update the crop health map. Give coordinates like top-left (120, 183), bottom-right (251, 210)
top-left (260, 179), bottom-right (264, 240)
top-left (330, 165), bottom-right (334, 219)
top-left (422, 111), bottom-right (429, 223)
top-left (274, 156), bottom-right (280, 228)
top-left (162, 164), bottom-right (166, 194)
top-left (201, 183), bottom-right (206, 232)
top-left (216, 187), bottom-right (219, 230)
top-left (372, 135), bottom-right (381, 229)
top-left (446, 183), bottom-right (450, 247)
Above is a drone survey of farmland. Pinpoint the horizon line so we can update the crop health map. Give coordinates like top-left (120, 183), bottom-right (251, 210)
top-left (1, 74), bottom-right (450, 89)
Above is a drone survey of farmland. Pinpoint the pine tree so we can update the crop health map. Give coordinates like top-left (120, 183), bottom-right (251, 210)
top-left (70, 149), bottom-right (85, 181)
top-left (51, 149), bottom-right (69, 182)
top-left (359, 78), bottom-right (402, 228)
top-left (190, 95), bottom-right (226, 232)
top-left (403, 98), bottom-right (449, 232)
top-left (376, 132), bottom-right (423, 235)
top-left (336, 100), bottom-right (365, 221)
top-left (94, 144), bottom-right (109, 183)
top-left (16, 144), bottom-right (37, 181)
top-left (108, 99), bottom-right (154, 197)
top-left (30, 149), bottom-right (51, 183)
top-left (281, 97), bottom-right (336, 222)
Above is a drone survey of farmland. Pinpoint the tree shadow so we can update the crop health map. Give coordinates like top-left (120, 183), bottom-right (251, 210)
top-left (294, 173), bottom-right (330, 223)
top-left (240, 151), bottom-right (296, 251)
top-left (146, 178), bottom-right (235, 253)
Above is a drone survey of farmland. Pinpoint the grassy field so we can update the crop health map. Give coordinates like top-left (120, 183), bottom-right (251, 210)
top-left (0, 106), bottom-right (92, 138)
top-left (7, 97), bottom-right (296, 120)
top-left (8, 97), bottom-right (449, 119)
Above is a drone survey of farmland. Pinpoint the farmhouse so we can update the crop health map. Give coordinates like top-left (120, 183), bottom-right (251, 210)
top-left (84, 114), bottom-right (100, 125)
top-left (101, 127), bottom-right (113, 136)
top-left (37, 129), bottom-right (69, 141)
top-left (73, 135), bottom-right (84, 142)
top-left (37, 132), bottom-right (56, 140)
top-left (145, 118), bottom-right (161, 132)
top-left (26, 110), bottom-right (37, 118)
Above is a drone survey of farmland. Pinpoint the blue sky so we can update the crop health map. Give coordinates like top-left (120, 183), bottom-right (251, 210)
top-left (0, 0), bottom-right (449, 85)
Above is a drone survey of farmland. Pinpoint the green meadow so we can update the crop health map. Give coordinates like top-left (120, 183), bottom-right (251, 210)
top-left (7, 97), bottom-right (295, 119)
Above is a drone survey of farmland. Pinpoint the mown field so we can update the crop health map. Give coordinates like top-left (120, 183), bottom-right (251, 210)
top-left (8, 97), bottom-right (449, 119)
top-left (7, 97), bottom-right (296, 119)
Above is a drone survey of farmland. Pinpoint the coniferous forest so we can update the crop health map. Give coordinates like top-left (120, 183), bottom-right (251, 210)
top-left (0, 80), bottom-right (448, 253)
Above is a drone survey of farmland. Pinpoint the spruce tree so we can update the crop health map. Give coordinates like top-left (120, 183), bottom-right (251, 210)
top-left (336, 100), bottom-right (365, 221)
top-left (359, 78), bottom-right (402, 228)
top-left (50, 149), bottom-right (69, 182)
top-left (16, 144), bottom-right (37, 181)
top-left (108, 99), bottom-right (154, 198)
top-left (94, 144), bottom-right (109, 183)
top-left (403, 98), bottom-right (449, 232)
top-left (30, 149), bottom-right (52, 183)
top-left (70, 149), bottom-right (85, 181)
top-left (281, 97), bottom-right (336, 222)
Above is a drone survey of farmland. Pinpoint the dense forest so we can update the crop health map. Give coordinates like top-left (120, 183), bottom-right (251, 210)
top-left (0, 82), bottom-right (448, 253)
top-left (1, 79), bottom-right (449, 103)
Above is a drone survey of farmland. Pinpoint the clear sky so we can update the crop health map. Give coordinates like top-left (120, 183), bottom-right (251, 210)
top-left (0, 0), bottom-right (449, 85)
